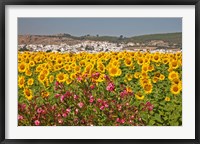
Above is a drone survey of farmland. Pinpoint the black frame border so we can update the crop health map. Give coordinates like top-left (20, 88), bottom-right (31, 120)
top-left (0, 0), bottom-right (200, 144)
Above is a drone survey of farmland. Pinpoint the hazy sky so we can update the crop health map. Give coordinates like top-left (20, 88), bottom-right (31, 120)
top-left (18, 18), bottom-right (182, 37)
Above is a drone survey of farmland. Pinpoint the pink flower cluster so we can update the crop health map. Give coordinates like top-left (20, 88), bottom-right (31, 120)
top-left (106, 82), bottom-right (115, 92)
top-left (97, 99), bottom-right (109, 110)
top-left (55, 91), bottom-right (72, 102)
top-left (116, 118), bottom-right (125, 124)
top-left (89, 95), bottom-right (95, 103)
top-left (142, 101), bottom-right (154, 111)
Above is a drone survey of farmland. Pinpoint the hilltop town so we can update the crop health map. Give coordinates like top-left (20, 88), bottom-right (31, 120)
top-left (18, 32), bottom-right (182, 53)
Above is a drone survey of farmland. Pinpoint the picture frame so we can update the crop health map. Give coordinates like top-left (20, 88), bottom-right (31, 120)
top-left (0, 0), bottom-right (199, 143)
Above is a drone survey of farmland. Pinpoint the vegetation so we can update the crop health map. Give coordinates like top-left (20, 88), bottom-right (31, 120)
top-left (18, 51), bottom-right (182, 126)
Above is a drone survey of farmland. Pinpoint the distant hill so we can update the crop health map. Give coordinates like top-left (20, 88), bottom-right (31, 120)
top-left (127, 32), bottom-right (182, 44)
top-left (18, 32), bottom-right (182, 46)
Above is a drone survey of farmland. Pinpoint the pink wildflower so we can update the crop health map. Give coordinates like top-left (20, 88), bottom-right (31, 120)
top-left (62, 113), bottom-right (67, 118)
top-left (90, 85), bottom-right (95, 90)
top-left (89, 98), bottom-right (94, 103)
top-left (37, 108), bottom-right (43, 114)
top-left (100, 105), bottom-right (105, 110)
top-left (55, 94), bottom-right (60, 98)
top-left (21, 103), bottom-right (26, 110)
top-left (121, 119), bottom-right (125, 124)
top-left (106, 82), bottom-right (115, 92)
top-left (116, 118), bottom-right (121, 123)
top-left (60, 95), bottom-right (65, 102)
top-left (18, 115), bottom-right (23, 120)
top-left (74, 95), bottom-right (79, 100)
top-left (34, 120), bottom-right (40, 126)
top-left (58, 119), bottom-right (63, 124)
top-left (97, 98), bottom-right (102, 103)
top-left (78, 102), bottom-right (84, 108)
top-left (75, 108), bottom-right (79, 114)
top-left (66, 108), bottom-right (71, 113)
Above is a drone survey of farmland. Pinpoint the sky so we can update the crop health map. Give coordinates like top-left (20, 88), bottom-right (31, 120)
top-left (18, 18), bottom-right (182, 37)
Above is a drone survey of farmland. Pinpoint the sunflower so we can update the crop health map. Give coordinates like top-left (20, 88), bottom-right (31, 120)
top-left (137, 58), bottom-right (144, 65)
top-left (97, 74), bottom-right (105, 83)
top-left (172, 77), bottom-right (180, 85)
top-left (41, 91), bottom-right (49, 98)
top-left (74, 65), bottom-right (81, 73)
top-left (135, 92), bottom-right (144, 100)
top-left (38, 73), bottom-right (47, 83)
top-left (63, 64), bottom-right (70, 72)
top-left (143, 84), bottom-right (153, 94)
top-left (147, 65), bottom-right (154, 71)
top-left (162, 58), bottom-right (169, 64)
top-left (97, 62), bottom-right (105, 73)
top-left (56, 72), bottom-right (66, 83)
top-left (141, 72), bottom-right (149, 79)
top-left (152, 53), bottom-right (160, 63)
top-left (169, 60), bottom-right (179, 69)
top-left (118, 53), bottom-right (124, 60)
top-left (152, 76), bottom-right (159, 83)
top-left (108, 66), bottom-right (121, 77)
top-left (25, 69), bottom-right (32, 76)
top-left (18, 55), bottom-right (23, 63)
top-left (168, 71), bottom-right (179, 81)
top-left (23, 87), bottom-right (33, 100)
top-left (66, 78), bottom-right (72, 85)
top-left (134, 72), bottom-right (140, 79)
top-left (29, 60), bottom-right (35, 67)
top-left (18, 76), bottom-right (25, 88)
top-left (142, 64), bottom-right (149, 72)
top-left (70, 62), bottom-right (77, 69)
top-left (49, 75), bottom-right (54, 83)
top-left (170, 84), bottom-right (181, 95)
top-left (126, 87), bottom-right (133, 93)
top-left (41, 69), bottom-right (50, 76)
top-left (112, 60), bottom-right (120, 67)
top-left (27, 78), bottom-right (34, 86)
top-left (79, 60), bottom-right (86, 67)
top-left (124, 58), bottom-right (132, 67)
top-left (165, 96), bottom-right (170, 101)
top-left (18, 62), bottom-right (27, 73)
top-left (125, 73), bottom-right (133, 81)
top-left (34, 55), bottom-right (42, 63)
top-left (36, 65), bottom-right (42, 73)
top-left (70, 73), bottom-right (76, 80)
top-left (84, 63), bottom-right (93, 74)
top-left (154, 72), bottom-right (161, 78)
top-left (140, 78), bottom-right (151, 86)
top-left (159, 74), bottom-right (165, 81)
top-left (56, 57), bottom-right (63, 65)
top-left (44, 79), bottom-right (50, 87)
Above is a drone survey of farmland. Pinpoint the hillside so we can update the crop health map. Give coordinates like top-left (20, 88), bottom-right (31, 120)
top-left (127, 32), bottom-right (182, 44)
top-left (18, 32), bottom-right (182, 45)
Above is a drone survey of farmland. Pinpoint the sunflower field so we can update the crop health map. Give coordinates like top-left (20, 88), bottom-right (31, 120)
top-left (18, 51), bottom-right (182, 126)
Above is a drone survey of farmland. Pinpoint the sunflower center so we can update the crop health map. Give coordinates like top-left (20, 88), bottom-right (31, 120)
top-left (40, 75), bottom-right (45, 80)
top-left (171, 74), bottom-right (176, 78)
top-left (154, 56), bottom-right (158, 60)
top-left (20, 79), bottom-right (24, 84)
top-left (172, 62), bottom-right (177, 67)
top-left (144, 85), bottom-right (151, 91)
top-left (173, 86), bottom-right (179, 92)
top-left (26, 90), bottom-right (30, 96)
top-left (126, 59), bottom-right (131, 65)
top-left (20, 65), bottom-right (25, 70)
top-left (59, 75), bottom-right (64, 80)
top-left (111, 67), bottom-right (117, 74)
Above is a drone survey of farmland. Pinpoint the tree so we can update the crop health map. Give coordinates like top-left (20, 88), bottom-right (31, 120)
top-left (119, 35), bottom-right (123, 40)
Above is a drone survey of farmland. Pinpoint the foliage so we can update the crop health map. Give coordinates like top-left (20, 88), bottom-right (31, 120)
top-left (18, 51), bottom-right (182, 126)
